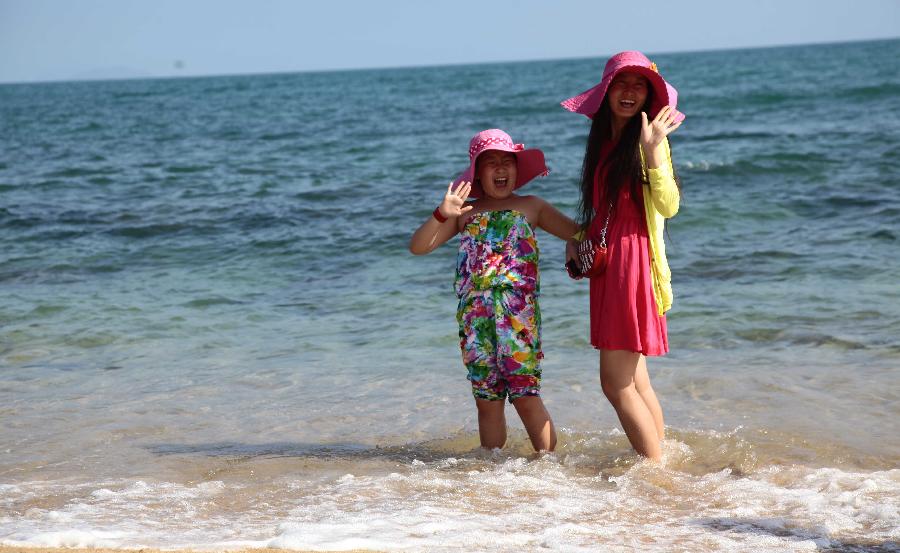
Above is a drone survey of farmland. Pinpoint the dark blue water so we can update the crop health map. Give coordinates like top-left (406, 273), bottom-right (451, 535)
top-left (1, 39), bottom-right (898, 551)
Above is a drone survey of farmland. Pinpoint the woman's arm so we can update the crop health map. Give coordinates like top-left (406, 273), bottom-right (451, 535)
top-left (409, 181), bottom-right (473, 255)
top-left (643, 138), bottom-right (680, 218)
top-left (640, 107), bottom-right (683, 218)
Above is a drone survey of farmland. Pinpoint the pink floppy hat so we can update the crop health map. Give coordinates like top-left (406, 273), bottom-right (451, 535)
top-left (560, 51), bottom-right (684, 122)
top-left (453, 129), bottom-right (549, 199)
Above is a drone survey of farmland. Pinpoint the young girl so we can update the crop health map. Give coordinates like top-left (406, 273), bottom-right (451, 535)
top-left (561, 51), bottom-right (684, 461)
top-left (409, 129), bottom-right (578, 452)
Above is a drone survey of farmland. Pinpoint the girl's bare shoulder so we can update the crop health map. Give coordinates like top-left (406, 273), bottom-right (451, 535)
top-left (511, 194), bottom-right (549, 210)
top-left (503, 195), bottom-right (545, 226)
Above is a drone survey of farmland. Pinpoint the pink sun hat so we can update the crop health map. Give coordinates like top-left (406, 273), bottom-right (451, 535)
top-left (561, 51), bottom-right (685, 122)
top-left (453, 129), bottom-right (549, 199)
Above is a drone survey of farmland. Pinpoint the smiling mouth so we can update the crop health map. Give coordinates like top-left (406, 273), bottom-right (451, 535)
top-left (619, 99), bottom-right (637, 109)
top-left (493, 177), bottom-right (509, 187)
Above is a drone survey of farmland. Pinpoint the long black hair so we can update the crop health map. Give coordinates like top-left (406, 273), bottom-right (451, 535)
top-left (576, 91), bottom-right (681, 230)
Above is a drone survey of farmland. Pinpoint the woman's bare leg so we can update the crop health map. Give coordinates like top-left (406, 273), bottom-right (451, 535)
top-left (599, 349), bottom-right (662, 460)
top-left (635, 354), bottom-right (665, 440)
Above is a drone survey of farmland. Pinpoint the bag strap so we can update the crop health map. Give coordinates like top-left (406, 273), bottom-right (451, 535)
top-left (598, 201), bottom-right (613, 248)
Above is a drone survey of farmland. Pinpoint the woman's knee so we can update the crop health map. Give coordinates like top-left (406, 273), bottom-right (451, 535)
top-left (600, 363), bottom-right (639, 402)
top-left (600, 375), bottom-right (635, 402)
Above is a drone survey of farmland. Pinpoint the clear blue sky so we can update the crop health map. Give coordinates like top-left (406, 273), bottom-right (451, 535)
top-left (1, 0), bottom-right (898, 83)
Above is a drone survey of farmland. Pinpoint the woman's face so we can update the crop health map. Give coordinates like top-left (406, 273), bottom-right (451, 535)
top-left (607, 71), bottom-right (649, 123)
top-left (475, 150), bottom-right (518, 200)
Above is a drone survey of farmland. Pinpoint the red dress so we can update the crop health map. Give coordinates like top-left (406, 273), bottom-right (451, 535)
top-left (588, 142), bottom-right (668, 356)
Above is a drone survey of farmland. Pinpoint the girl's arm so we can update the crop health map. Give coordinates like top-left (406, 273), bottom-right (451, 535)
top-left (536, 197), bottom-right (579, 241)
top-left (409, 181), bottom-right (473, 255)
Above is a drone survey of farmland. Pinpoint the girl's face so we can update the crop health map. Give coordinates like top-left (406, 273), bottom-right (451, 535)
top-left (476, 150), bottom-right (518, 199)
top-left (607, 71), bottom-right (649, 123)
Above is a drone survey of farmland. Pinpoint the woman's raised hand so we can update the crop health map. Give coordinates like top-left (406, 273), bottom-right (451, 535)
top-left (640, 106), bottom-right (683, 149)
top-left (438, 181), bottom-right (474, 219)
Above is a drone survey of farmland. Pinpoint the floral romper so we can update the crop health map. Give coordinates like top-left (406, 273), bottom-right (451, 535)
top-left (455, 210), bottom-right (543, 402)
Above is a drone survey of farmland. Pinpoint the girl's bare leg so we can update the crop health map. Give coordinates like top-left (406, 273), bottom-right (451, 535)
top-left (599, 349), bottom-right (662, 461)
top-left (635, 354), bottom-right (665, 441)
top-left (511, 396), bottom-right (557, 452)
top-left (475, 398), bottom-right (507, 449)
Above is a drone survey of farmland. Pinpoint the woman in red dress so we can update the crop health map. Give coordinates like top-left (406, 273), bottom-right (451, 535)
top-left (562, 51), bottom-right (684, 461)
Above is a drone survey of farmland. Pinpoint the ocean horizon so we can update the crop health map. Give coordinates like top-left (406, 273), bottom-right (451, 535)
top-left (3, 36), bottom-right (897, 86)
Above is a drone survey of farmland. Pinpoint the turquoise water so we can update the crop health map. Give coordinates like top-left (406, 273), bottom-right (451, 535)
top-left (1, 39), bottom-right (899, 552)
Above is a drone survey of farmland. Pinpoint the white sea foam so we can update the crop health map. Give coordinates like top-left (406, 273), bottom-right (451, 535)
top-left (3, 529), bottom-right (128, 549)
top-left (682, 159), bottom-right (730, 171)
top-left (2, 453), bottom-right (898, 552)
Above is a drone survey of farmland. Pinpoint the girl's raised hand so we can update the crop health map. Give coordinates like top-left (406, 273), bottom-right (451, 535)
top-left (640, 106), bottom-right (684, 149)
top-left (438, 181), bottom-right (474, 219)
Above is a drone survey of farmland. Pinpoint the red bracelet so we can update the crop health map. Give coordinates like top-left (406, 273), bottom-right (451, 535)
top-left (432, 207), bottom-right (448, 223)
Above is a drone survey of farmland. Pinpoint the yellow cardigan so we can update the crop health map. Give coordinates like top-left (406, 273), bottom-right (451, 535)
top-left (640, 137), bottom-right (679, 315)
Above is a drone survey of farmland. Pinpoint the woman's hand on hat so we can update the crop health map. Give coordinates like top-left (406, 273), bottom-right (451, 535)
top-left (640, 106), bottom-right (683, 150)
top-left (439, 181), bottom-right (474, 219)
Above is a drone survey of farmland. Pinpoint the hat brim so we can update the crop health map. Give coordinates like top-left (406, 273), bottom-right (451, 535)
top-left (453, 147), bottom-right (549, 199)
top-left (561, 65), bottom-right (684, 122)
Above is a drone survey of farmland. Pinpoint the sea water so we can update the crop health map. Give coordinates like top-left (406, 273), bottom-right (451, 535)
top-left (1, 38), bottom-right (899, 552)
